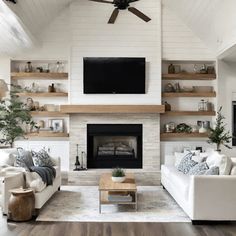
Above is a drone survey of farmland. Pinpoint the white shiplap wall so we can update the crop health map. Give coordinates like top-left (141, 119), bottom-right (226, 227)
top-left (162, 5), bottom-right (215, 60)
top-left (69, 0), bottom-right (161, 105)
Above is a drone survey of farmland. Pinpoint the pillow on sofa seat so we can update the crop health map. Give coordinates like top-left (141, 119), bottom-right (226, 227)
top-left (178, 153), bottom-right (198, 174)
top-left (0, 149), bottom-right (18, 166)
top-left (31, 149), bottom-right (54, 167)
top-left (15, 148), bottom-right (34, 171)
top-left (188, 162), bottom-right (209, 175)
top-left (206, 152), bottom-right (232, 175)
top-left (25, 172), bottom-right (46, 192)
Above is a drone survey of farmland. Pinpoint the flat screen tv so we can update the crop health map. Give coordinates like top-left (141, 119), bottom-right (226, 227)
top-left (83, 57), bottom-right (145, 94)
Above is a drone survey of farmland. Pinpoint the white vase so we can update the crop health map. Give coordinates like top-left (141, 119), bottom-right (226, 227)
top-left (111, 176), bottom-right (126, 183)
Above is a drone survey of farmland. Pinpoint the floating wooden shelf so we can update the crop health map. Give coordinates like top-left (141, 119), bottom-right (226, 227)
top-left (16, 92), bottom-right (68, 97)
top-left (26, 132), bottom-right (69, 138)
top-left (30, 111), bottom-right (68, 117)
top-left (162, 92), bottom-right (216, 98)
top-left (162, 73), bottom-right (216, 80)
top-left (11, 72), bottom-right (68, 79)
top-left (60, 105), bottom-right (165, 114)
top-left (161, 132), bottom-right (208, 140)
top-left (162, 111), bottom-right (216, 116)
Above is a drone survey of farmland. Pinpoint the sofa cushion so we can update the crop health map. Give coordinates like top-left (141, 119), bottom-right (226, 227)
top-left (188, 162), bottom-right (209, 175)
top-left (25, 172), bottom-right (47, 193)
top-left (206, 152), bottom-right (232, 175)
top-left (15, 148), bottom-right (34, 171)
top-left (31, 149), bottom-right (54, 167)
top-left (0, 149), bottom-right (17, 166)
top-left (178, 153), bottom-right (197, 174)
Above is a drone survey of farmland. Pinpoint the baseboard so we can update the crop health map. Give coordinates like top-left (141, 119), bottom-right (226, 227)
top-left (192, 220), bottom-right (236, 225)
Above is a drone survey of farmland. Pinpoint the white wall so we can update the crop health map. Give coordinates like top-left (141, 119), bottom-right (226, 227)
top-left (69, 0), bottom-right (161, 105)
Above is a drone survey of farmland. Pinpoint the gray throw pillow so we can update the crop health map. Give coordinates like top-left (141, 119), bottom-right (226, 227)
top-left (188, 162), bottom-right (209, 175)
top-left (204, 166), bottom-right (219, 175)
top-left (31, 149), bottom-right (54, 167)
top-left (178, 153), bottom-right (197, 174)
top-left (15, 148), bottom-right (34, 170)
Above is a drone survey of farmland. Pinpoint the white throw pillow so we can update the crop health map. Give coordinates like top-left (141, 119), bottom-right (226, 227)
top-left (25, 172), bottom-right (46, 192)
top-left (0, 149), bottom-right (17, 166)
top-left (206, 152), bottom-right (232, 175)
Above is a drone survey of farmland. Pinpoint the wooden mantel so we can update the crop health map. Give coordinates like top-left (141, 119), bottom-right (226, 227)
top-left (60, 105), bottom-right (165, 114)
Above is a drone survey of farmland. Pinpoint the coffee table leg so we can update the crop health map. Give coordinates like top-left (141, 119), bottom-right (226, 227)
top-left (99, 190), bottom-right (101, 214)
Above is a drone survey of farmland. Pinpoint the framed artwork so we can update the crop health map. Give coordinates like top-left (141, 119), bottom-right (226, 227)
top-left (49, 119), bottom-right (64, 133)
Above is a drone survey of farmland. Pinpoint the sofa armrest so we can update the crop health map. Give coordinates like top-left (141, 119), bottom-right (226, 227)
top-left (189, 175), bottom-right (236, 220)
top-left (1, 172), bottom-right (25, 214)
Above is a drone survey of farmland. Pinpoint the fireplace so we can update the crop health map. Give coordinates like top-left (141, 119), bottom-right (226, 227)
top-left (87, 124), bottom-right (143, 168)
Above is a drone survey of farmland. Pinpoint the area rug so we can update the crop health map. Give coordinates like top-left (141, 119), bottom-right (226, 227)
top-left (36, 186), bottom-right (190, 222)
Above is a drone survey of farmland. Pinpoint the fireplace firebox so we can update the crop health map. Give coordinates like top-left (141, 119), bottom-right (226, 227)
top-left (87, 124), bottom-right (143, 168)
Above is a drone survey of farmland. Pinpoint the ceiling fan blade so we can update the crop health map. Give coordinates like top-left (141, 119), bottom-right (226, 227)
top-left (108, 8), bottom-right (119, 24)
top-left (128, 7), bottom-right (151, 22)
top-left (89, 0), bottom-right (113, 4)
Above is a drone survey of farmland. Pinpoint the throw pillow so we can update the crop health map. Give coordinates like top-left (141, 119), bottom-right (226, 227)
top-left (206, 152), bottom-right (232, 175)
top-left (188, 162), bottom-right (209, 175)
top-left (204, 166), bottom-right (219, 175)
top-left (0, 149), bottom-right (18, 166)
top-left (31, 149), bottom-right (54, 167)
top-left (174, 152), bottom-right (186, 167)
top-left (178, 153), bottom-right (197, 174)
top-left (25, 172), bottom-right (47, 192)
top-left (14, 148), bottom-right (34, 170)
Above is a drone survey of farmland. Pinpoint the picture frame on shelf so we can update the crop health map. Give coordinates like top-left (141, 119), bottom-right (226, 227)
top-left (49, 119), bottom-right (64, 133)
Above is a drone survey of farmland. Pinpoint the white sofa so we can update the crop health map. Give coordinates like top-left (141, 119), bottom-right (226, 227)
top-left (0, 148), bottom-right (61, 215)
top-left (161, 154), bottom-right (236, 223)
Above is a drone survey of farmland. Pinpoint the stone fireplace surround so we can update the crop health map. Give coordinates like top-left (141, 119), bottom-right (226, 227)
top-left (68, 113), bottom-right (161, 185)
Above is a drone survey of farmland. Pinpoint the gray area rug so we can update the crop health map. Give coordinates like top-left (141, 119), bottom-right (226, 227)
top-left (36, 186), bottom-right (190, 222)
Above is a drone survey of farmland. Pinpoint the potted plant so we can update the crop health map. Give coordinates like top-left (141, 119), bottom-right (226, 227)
top-left (0, 94), bottom-right (36, 148)
top-left (207, 107), bottom-right (232, 152)
top-left (111, 168), bottom-right (126, 183)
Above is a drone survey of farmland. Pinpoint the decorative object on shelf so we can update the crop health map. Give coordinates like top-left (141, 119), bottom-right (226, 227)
top-left (191, 125), bottom-right (198, 133)
top-left (207, 66), bottom-right (215, 74)
top-left (0, 79), bottom-right (8, 98)
top-left (38, 120), bottom-right (45, 129)
top-left (168, 64), bottom-right (175, 74)
top-left (174, 65), bottom-right (181, 74)
top-left (164, 122), bottom-right (175, 133)
top-left (175, 123), bottom-right (192, 133)
top-left (199, 123), bottom-right (207, 133)
top-left (174, 82), bottom-right (181, 92)
top-left (25, 98), bottom-right (35, 111)
top-left (181, 86), bottom-right (193, 92)
top-left (197, 121), bottom-right (210, 130)
top-left (164, 101), bottom-right (171, 111)
top-left (207, 107), bottom-right (232, 151)
top-left (49, 119), bottom-right (64, 133)
top-left (25, 61), bottom-right (33, 73)
top-left (200, 64), bottom-right (207, 74)
top-left (34, 101), bottom-right (39, 111)
top-left (44, 104), bottom-right (57, 112)
top-left (198, 99), bottom-right (205, 111)
top-left (164, 83), bottom-right (175, 92)
top-left (0, 94), bottom-right (36, 147)
top-left (193, 64), bottom-right (200, 73)
top-left (36, 67), bottom-right (43, 73)
top-left (193, 86), bottom-right (213, 93)
top-left (48, 83), bottom-right (56, 93)
top-left (111, 167), bottom-right (126, 183)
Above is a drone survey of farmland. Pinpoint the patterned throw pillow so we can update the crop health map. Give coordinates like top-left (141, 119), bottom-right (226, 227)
top-left (188, 162), bottom-right (209, 175)
top-left (178, 153), bottom-right (197, 174)
top-left (15, 148), bottom-right (34, 170)
top-left (31, 149), bottom-right (54, 167)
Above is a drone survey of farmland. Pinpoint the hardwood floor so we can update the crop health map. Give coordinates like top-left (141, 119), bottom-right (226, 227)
top-left (2, 217), bottom-right (236, 236)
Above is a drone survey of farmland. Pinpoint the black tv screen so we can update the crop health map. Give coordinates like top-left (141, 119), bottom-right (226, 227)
top-left (83, 57), bottom-right (145, 94)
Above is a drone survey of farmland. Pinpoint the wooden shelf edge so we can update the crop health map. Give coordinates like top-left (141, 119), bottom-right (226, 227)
top-left (162, 92), bottom-right (216, 97)
top-left (11, 72), bottom-right (68, 79)
top-left (161, 111), bottom-right (216, 116)
top-left (160, 132), bottom-right (208, 140)
top-left (15, 92), bottom-right (68, 97)
top-left (30, 111), bottom-right (68, 117)
top-left (162, 73), bottom-right (216, 80)
top-left (26, 132), bottom-right (69, 138)
top-left (60, 105), bottom-right (165, 114)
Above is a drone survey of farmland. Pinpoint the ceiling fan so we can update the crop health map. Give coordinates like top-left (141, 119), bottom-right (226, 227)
top-left (89, 0), bottom-right (151, 24)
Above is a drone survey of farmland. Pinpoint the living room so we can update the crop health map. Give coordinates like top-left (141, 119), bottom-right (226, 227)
top-left (0, 0), bottom-right (236, 235)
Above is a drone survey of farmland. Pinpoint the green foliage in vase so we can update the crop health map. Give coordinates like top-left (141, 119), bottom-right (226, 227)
top-left (112, 167), bottom-right (125, 177)
top-left (207, 107), bottom-right (232, 151)
top-left (0, 93), bottom-right (36, 147)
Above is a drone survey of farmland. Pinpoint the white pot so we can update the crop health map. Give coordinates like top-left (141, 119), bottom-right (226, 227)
top-left (111, 176), bottom-right (126, 183)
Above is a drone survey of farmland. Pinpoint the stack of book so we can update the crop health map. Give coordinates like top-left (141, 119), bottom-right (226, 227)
top-left (108, 191), bottom-right (132, 202)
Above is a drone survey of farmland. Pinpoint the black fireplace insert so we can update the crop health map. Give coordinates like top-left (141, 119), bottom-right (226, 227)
top-left (87, 124), bottom-right (143, 168)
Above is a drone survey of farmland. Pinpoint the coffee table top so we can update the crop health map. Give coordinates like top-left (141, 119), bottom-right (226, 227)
top-left (99, 173), bottom-right (137, 191)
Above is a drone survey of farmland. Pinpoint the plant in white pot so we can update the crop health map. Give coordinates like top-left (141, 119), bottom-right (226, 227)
top-left (111, 168), bottom-right (126, 183)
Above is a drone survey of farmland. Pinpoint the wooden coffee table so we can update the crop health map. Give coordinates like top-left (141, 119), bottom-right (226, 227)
top-left (99, 173), bottom-right (137, 213)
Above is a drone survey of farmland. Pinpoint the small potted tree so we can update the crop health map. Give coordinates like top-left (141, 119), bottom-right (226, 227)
top-left (111, 167), bottom-right (126, 183)
top-left (207, 107), bottom-right (232, 152)
top-left (0, 94), bottom-right (36, 148)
